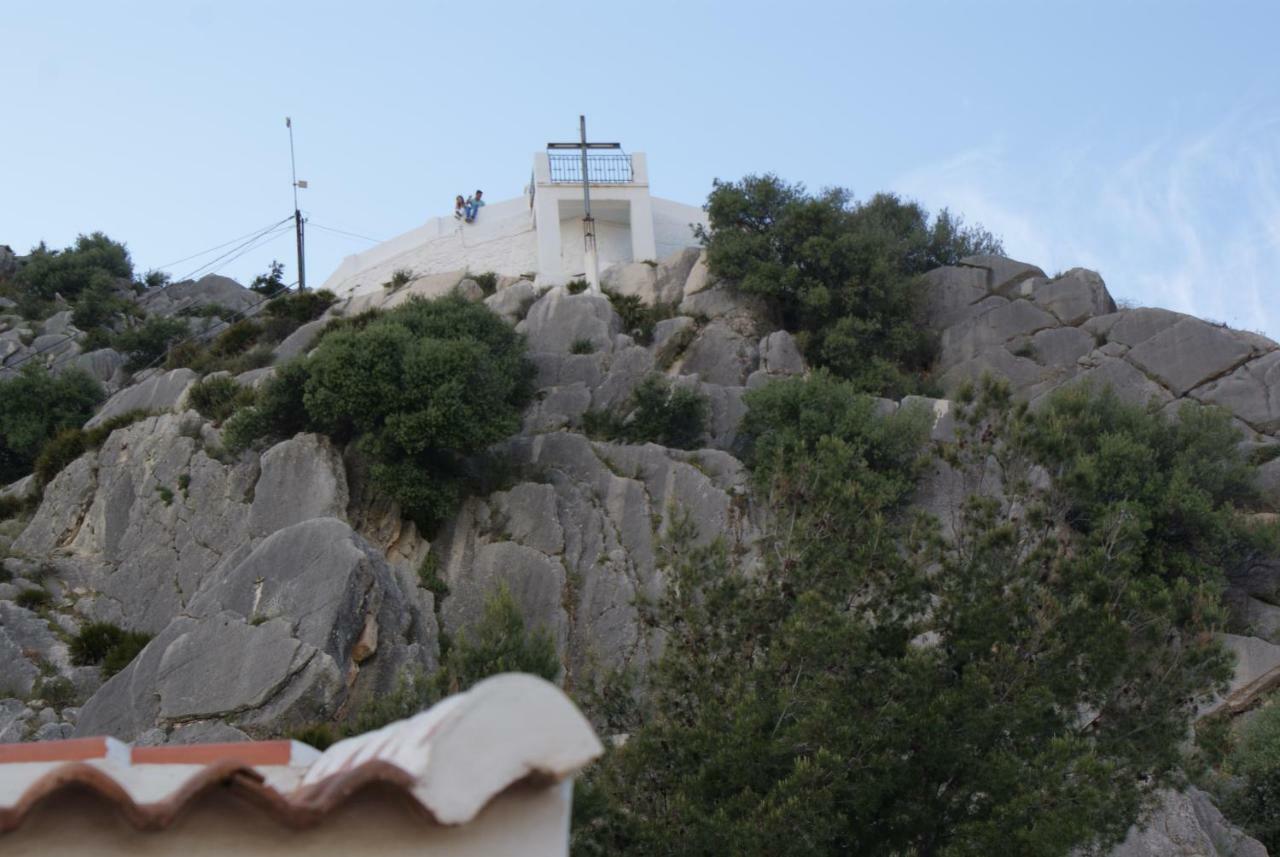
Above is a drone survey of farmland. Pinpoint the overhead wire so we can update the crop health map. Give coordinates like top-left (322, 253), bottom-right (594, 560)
top-left (152, 217), bottom-right (294, 271)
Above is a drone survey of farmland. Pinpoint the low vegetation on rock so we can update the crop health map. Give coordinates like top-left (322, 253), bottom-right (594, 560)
top-left (697, 175), bottom-right (1002, 397)
top-left (583, 375), bottom-right (709, 450)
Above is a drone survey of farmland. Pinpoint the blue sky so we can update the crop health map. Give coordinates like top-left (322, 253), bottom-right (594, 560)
top-left (3, 1), bottom-right (1278, 336)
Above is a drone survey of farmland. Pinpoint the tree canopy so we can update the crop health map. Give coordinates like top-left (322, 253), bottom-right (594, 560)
top-left (574, 376), bottom-right (1274, 857)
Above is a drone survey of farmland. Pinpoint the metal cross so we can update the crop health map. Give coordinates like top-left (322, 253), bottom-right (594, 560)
top-left (548, 115), bottom-right (620, 291)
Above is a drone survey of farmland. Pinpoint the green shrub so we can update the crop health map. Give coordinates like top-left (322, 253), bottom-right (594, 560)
top-left (226, 343), bottom-right (276, 374)
top-left (384, 269), bottom-right (413, 291)
top-left (15, 588), bottom-right (51, 610)
top-left (603, 291), bottom-right (675, 345)
top-left (302, 296), bottom-right (532, 528)
top-left (585, 375), bottom-right (708, 450)
top-left (697, 175), bottom-right (1001, 396)
top-left (33, 409), bottom-right (151, 487)
top-left (70, 270), bottom-right (130, 331)
top-left (570, 338), bottom-right (596, 355)
top-left (1218, 702), bottom-right (1280, 849)
top-left (250, 260), bottom-right (286, 295)
top-left (566, 278), bottom-right (589, 295)
top-left (290, 723), bottom-right (338, 751)
top-left (70, 622), bottom-right (151, 676)
top-left (265, 289), bottom-right (336, 325)
top-left (221, 361), bottom-right (310, 452)
top-left (33, 429), bottom-right (87, 487)
top-left (472, 272), bottom-right (498, 296)
top-left (187, 375), bottom-right (254, 423)
top-left (34, 676), bottom-right (77, 708)
top-left (15, 233), bottom-right (132, 302)
top-left (0, 364), bottom-right (104, 483)
top-left (352, 584), bottom-right (559, 734)
top-left (113, 316), bottom-right (190, 370)
top-left (0, 493), bottom-right (34, 521)
top-left (177, 303), bottom-right (233, 320)
top-left (209, 318), bottom-right (261, 357)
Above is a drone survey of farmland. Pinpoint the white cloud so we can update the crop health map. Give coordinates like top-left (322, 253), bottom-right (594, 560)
top-left (890, 109), bottom-right (1280, 340)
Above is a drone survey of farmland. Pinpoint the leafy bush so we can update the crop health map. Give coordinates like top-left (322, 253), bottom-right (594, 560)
top-left (352, 584), bottom-right (559, 734)
top-left (209, 318), bottom-right (261, 357)
top-left (113, 316), bottom-right (190, 370)
top-left (70, 622), bottom-right (152, 676)
top-left (250, 260), bottom-right (286, 294)
top-left (472, 271), bottom-right (498, 296)
top-left (188, 376), bottom-right (253, 422)
top-left (301, 296), bottom-right (532, 527)
top-left (33, 409), bottom-right (152, 487)
top-left (265, 288), bottom-right (336, 325)
top-left (566, 278), bottom-right (590, 295)
top-left (13, 233), bottom-right (132, 302)
top-left (15, 588), bottom-right (51, 610)
top-left (33, 429), bottom-right (87, 487)
top-left (221, 361), bottom-right (310, 453)
top-left (603, 291), bottom-right (675, 345)
top-left (0, 365), bottom-right (104, 483)
top-left (576, 378), bottom-right (1270, 857)
top-left (570, 338), bottom-right (596, 355)
top-left (0, 493), bottom-right (34, 521)
top-left (70, 270), bottom-right (132, 331)
top-left (34, 676), bottom-right (77, 707)
top-left (697, 175), bottom-right (1002, 396)
top-left (584, 375), bottom-right (708, 450)
top-left (1218, 702), bottom-right (1280, 850)
top-left (384, 268), bottom-right (413, 291)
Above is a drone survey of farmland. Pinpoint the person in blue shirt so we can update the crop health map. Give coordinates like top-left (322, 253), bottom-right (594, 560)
top-left (464, 190), bottom-right (485, 222)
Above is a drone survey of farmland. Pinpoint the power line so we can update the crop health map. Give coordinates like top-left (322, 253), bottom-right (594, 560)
top-left (309, 222), bottom-right (384, 243)
top-left (176, 220), bottom-right (294, 282)
top-left (152, 218), bottom-right (294, 270)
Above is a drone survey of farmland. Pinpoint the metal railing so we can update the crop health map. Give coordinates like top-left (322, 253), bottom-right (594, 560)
top-left (547, 153), bottom-right (634, 184)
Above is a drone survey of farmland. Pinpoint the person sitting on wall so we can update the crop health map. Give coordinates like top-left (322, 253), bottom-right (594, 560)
top-left (464, 190), bottom-right (485, 222)
top-left (453, 194), bottom-right (466, 220)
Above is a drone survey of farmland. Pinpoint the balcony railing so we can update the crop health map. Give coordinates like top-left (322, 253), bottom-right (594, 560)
top-left (547, 153), bottom-right (634, 184)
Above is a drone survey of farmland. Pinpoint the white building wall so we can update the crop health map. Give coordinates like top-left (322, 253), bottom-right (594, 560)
top-left (557, 217), bottom-right (633, 280)
top-left (318, 152), bottom-right (708, 300)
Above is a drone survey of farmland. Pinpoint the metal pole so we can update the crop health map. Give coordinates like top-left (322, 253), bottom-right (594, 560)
top-left (287, 117), bottom-right (306, 291)
top-left (579, 115), bottom-right (600, 293)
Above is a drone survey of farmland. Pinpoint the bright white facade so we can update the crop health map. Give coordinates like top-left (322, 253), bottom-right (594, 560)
top-left (319, 151), bottom-right (707, 300)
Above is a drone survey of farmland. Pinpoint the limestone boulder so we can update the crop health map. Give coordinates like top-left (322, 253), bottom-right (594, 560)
top-left (678, 285), bottom-right (768, 335)
top-left (601, 262), bottom-right (659, 305)
top-left (433, 432), bottom-right (759, 683)
top-left (484, 279), bottom-right (540, 324)
top-left (86, 368), bottom-right (199, 427)
top-left (920, 265), bottom-right (992, 329)
top-left (958, 255), bottom-right (1046, 295)
top-left (136, 274), bottom-right (259, 318)
top-left (248, 433), bottom-right (348, 538)
top-left (1190, 351), bottom-right (1280, 434)
top-left (1203, 633), bottom-right (1280, 716)
top-left (1126, 318), bottom-right (1254, 396)
top-left (938, 298), bottom-right (1059, 370)
top-left (1029, 268), bottom-right (1116, 325)
top-left (60, 348), bottom-right (128, 392)
top-left (1029, 325), bottom-right (1095, 367)
top-left (453, 278), bottom-right (485, 302)
top-left (1109, 788), bottom-right (1267, 857)
top-left (519, 290), bottom-right (621, 354)
top-left (676, 320), bottom-right (759, 386)
top-left (271, 318), bottom-right (326, 363)
top-left (758, 330), bottom-right (805, 376)
top-left (1105, 307), bottom-right (1189, 347)
top-left (75, 518), bottom-right (434, 740)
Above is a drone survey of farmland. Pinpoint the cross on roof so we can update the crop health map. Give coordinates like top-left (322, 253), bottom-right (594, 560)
top-left (546, 115), bottom-right (618, 292)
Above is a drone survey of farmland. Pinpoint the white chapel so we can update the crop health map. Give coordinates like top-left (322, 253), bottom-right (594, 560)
top-left (319, 145), bottom-right (707, 299)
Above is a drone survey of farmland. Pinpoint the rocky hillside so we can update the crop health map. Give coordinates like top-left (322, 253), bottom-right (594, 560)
top-left (2, 246), bottom-right (1279, 854)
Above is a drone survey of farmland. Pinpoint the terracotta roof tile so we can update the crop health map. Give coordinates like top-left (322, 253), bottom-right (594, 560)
top-left (0, 673), bottom-right (602, 834)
